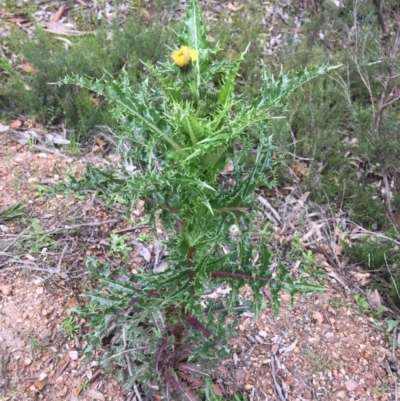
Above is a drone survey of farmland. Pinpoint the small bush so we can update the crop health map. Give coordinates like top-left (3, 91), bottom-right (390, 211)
top-left (266, 0), bottom-right (400, 230)
top-left (54, 0), bottom-right (328, 397)
top-left (1, 16), bottom-right (174, 141)
top-left (343, 236), bottom-right (400, 308)
top-left (342, 237), bottom-right (396, 271)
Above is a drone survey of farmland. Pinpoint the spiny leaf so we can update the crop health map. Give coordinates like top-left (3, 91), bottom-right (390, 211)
top-left (255, 64), bottom-right (341, 112)
top-left (218, 44), bottom-right (249, 105)
top-left (181, 114), bottom-right (205, 145)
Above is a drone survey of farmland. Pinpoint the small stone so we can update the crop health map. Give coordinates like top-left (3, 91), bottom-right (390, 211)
top-left (313, 311), bottom-right (324, 323)
top-left (0, 225), bottom-right (9, 233)
top-left (69, 350), bottom-right (79, 361)
top-left (255, 335), bottom-right (264, 344)
top-left (345, 379), bottom-right (358, 391)
top-left (0, 285), bottom-right (12, 296)
top-left (244, 384), bottom-right (253, 391)
top-left (38, 372), bottom-right (47, 381)
top-left (258, 330), bottom-right (267, 338)
top-left (334, 390), bottom-right (347, 399)
top-left (81, 389), bottom-right (105, 400)
top-left (280, 292), bottom-right (290, 302)
top-left (36, 287), bottom-right (44, 295)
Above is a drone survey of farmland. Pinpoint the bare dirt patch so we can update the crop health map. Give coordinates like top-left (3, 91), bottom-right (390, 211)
top-left (0, 134), bottom-right (399, 400)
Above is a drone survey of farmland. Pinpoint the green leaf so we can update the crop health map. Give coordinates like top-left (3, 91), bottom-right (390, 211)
top-left (387, 319), bottom-right (399, 333)
top-left (218, 44), bottom-right (249, 105)
top-left (181, 115), bottom-right (205, 145)
top-left (254, 64), bottom-right (340, 112)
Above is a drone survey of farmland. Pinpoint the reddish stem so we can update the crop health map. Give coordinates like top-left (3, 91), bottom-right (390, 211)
top-left (211, 271), bottom-right (272, 283)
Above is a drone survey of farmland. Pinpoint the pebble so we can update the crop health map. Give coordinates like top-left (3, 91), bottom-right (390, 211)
top-left (36, 287), bottom-right (44, 295)
top-left (0, 285), bottom-right (12, 296)
top-left (69, 350), bottom-right (79, 361)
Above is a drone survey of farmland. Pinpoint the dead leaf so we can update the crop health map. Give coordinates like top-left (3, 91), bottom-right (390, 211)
top-left (34, 380), bottom-right (46, 390)
top-left (132, 199), bottom-right (145, 216)
top-left (14, 130), bottom-right (41, 145)
top-left (9, 120), bottom-right (22, 129)
top-left (85, 368), bottom-right (93, 381)
top-left (90, 97), bottom-right (101, 106)
top-left (0, 125), bottom-right (9, 132)
top-left (50, 4), bottom-right (66, 22)
top-left (67, 297), bottom-right (79, 308)
top-left (44, 133), bottom-right (70, 145)
top-left (214, 383), bottom-right (223, 395)
top-left (349, 271), bottom-right (370, 286)
top-left (21, 61), bottom-right (36, 73)
top-left (279, 339), bottom-right (297, 354)
top-left (42, 22), bottom-right (92, 36)
top-left (271, 343), bottom-right (279, 354)
top-left (72, 388), bottom-right (82, 396)
top-left (222, 159), bottom-right (234, 174)
top-left (293, 162), bottom-right (308, 176)
top-left (334, 243), bottom-right (343, 255)
top-left (94, 136), bottom-right (107, 147)
top-left (226, 3), bottom-right (244, 11)
top-left (325, 268), bottom-right (348, 288)
top-left (6, 17), bottom-right (28, 23)
top-left (130, 240), bottom-right (151, 262)
top-left (154, 261), bottom-right (169, 273)
top-left (367, 289), bottom-right (381, 306)
top-left (263, 286), bottom-right (272, 301)
top-left (57, 387), bottom-right (68, 397)
top-left (82, 389), bottom-right (105, 400)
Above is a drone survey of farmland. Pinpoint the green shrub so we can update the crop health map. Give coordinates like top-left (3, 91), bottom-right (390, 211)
top-left (343, 236), bottom-right (400, 308)
top-left (389, 278), bottom-right (400, 308)
top-left (342, 237), bottom-right (396, 271)
top-left (265, 0), bottom-right (400, 230)
top-left (1, 17), bottom-right (174, 141)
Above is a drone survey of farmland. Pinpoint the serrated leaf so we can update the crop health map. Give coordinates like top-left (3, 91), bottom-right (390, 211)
top-left (181, 115), bottom-right (205, 145)
top-left (218, 44), bottom-right (249, 105)
top-left (255, 64), bottom-right (340, 112)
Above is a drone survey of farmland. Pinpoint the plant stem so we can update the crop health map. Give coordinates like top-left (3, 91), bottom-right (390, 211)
top-left (211, 271), bottom-right (272, 283)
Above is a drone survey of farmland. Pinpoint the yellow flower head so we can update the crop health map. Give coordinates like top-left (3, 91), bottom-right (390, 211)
top-left (172, 46), bottom-right (198, 68)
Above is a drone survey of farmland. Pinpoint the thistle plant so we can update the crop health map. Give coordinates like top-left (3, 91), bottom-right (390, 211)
top-left (59, 0), bottom-right (334, 398)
